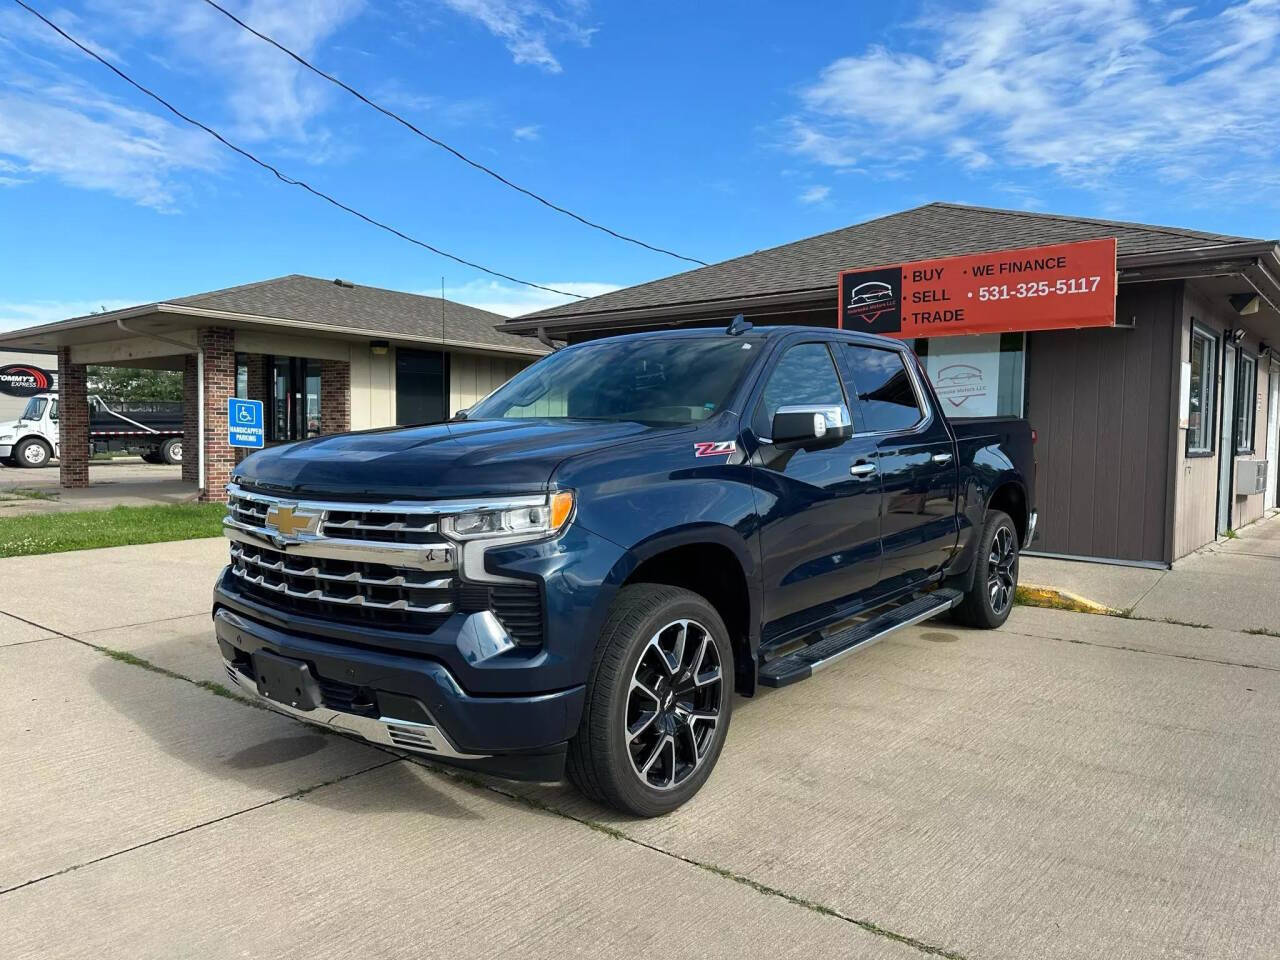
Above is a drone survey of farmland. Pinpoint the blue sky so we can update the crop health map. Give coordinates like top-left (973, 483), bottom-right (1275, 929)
top-left (1, 0), bottom-right (1278, 331)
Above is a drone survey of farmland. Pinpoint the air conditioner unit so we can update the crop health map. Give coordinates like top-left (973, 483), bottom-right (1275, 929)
top-left (1235, 459), bottom-right (1268, 496)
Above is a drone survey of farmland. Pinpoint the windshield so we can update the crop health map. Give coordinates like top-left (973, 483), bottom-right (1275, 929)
top-left (469, 336), bottom-right (762, 425)
top-left (19, 397), bottom-right (47, 421)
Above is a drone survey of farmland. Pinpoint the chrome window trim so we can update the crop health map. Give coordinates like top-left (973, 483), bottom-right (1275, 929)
top-left (840, 343), bottom-right (935, 440)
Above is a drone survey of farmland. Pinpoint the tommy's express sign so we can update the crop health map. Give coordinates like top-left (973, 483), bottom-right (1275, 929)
top-left (838, 237), bottom-right (1117, 338)
top-left (0, 363), bottom-right (54, 397)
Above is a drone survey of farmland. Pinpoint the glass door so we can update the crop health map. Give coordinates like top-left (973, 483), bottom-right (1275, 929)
top-left (269, 357), bottom-right (323, 442)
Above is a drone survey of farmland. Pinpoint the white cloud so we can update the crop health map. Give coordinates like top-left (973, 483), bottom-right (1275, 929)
top-left (0, 80), bottom-right (220, 210)
top-left (435, 0), bottom-right (594, 72)
top-left (0, 0), bottom-right (364, 210)
top-left (0, 299), bottom-right (138, 333)
top-left (786, 0), bottom-right (1280, 191)
top-left (439, 279), bottom-right (619, 317)
top-left (798, 184), bottom-right (830, 204)
top-left (512, 124), bottom-right (541, 141)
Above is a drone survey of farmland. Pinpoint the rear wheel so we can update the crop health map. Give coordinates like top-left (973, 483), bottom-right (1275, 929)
top-left (567, 584), bottom-right (733, 817)
top-left (14, 438), bottom-right (51, 469)
top-left (952, 509), bottom-right (1019, 629)
top-left (160, 438), bottom-right (182, 465)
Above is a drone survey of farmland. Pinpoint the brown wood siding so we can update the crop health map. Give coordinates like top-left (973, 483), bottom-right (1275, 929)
top-left (1027, 283), bottom-right (1178, 562)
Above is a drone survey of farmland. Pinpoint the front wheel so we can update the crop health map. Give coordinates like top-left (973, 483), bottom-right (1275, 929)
top-left (160, 438), bottom-right (182, 465)
top-left (14, 438), bottom-right (51, 468)
top-left (567, 584), bottom-right (733, 817)
top-left (952, 509), bottom-right (1019, 629)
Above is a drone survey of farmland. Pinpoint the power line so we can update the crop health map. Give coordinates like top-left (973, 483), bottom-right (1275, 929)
top-left (11, 0), bottom-right (587, 300)
top-left (198, 0), bottom-right (708, 268)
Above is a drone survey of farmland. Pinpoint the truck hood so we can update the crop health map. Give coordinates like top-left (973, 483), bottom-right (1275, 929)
top-left (233, 418), bottom-right (669, 499)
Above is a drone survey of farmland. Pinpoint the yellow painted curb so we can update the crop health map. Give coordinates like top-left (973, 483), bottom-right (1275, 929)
top-left (1015, 584), bottom-right (1121, 616)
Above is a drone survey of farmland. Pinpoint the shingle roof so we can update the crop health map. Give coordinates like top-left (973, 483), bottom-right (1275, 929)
top-left (169, 274), bottom-right (545, 353)
top-left (514, 202), bottom-right (1261, 325)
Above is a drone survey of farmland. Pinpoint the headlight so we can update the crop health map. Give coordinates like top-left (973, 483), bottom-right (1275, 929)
top-left (442, 490), bottom-right (575, 542)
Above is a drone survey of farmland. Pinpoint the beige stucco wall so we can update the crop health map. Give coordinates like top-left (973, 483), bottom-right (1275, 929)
top-left (349, 347), bottom-right (396, 430)
top-left (449, 350), bottom-right (532, 415)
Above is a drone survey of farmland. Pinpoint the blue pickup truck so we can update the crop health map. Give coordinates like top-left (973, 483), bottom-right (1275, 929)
top-left (213, 322), bottom-right (1035, 815)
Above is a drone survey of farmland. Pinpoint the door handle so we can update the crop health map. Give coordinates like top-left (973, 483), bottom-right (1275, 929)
top-left (850, 462), bottom-right (877, 477)
top-left (931, 452), bottom-right (953, 464)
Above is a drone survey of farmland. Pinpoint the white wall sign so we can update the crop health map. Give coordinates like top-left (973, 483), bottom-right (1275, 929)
top-left (1178, 361), bottom-right (1191, 430)
top-left (924, 335), bottom-right (1002, 417)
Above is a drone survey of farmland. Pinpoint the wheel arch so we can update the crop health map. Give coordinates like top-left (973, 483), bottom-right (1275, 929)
top-left (987, 479), bottom-right (1029, 545)
top-left (614, 527), bottom-right (760, 696)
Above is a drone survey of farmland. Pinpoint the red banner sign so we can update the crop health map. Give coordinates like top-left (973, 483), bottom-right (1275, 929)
top-left (838, 237), bottom-right (1117, 338)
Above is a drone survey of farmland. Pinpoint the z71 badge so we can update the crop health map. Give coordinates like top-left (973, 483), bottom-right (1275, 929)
top-left (693, 440), bottom-right (737, 458)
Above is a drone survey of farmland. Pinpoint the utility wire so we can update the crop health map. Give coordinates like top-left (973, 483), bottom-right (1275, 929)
top-left (11, 0), bottom-right (587, 300)
top-left (198, 0), bottom-right (708, 268)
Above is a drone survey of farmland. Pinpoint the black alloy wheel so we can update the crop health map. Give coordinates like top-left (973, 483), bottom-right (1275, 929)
top-left (988, 524), bottom-right (1018, 616)
top-left (952, 509), bottom-right (1019, 629)
top-left (626, 618), bottom-right (723, 791)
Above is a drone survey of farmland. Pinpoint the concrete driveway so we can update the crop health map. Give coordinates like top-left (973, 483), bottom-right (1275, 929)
top-left (0, 458), bottom-right (192, 516)
top-left (2, 537), bottom-right (1278, 959)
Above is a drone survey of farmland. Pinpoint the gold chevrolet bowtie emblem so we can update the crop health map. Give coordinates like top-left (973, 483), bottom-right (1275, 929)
top-left (265, 505), bottom-right (317, 537)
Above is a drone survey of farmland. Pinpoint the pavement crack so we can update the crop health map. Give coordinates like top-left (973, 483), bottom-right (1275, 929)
top-left (0, 759), bottom-right (396, 897)
top-left (1013, 628), bottom-right (1278, 673)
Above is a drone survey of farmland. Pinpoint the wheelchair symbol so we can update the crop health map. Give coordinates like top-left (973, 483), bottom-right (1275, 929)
top-left (237, 406), bottom-right (254, 424)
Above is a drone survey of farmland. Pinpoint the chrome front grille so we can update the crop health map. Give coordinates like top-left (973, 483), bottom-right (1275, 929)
top-left (224, 484), bottom-right (459, 629)
top-left (229, 542), bottom-right (453, 613)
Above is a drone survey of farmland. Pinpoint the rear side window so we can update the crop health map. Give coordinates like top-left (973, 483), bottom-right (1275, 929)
top-left (753, 342), bottom-right (844, 437)
top-left (841, 344), bottom-right (924, 432)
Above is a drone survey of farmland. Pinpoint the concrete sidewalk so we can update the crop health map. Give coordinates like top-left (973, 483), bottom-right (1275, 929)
top-left (1023, 510), bottom-right (1280, 632)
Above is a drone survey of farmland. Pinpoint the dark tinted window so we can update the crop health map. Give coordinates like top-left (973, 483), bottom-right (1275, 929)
top-left (754, 342), bottom-right (844, 436)
top-left (469, 336), bottom-right (761, 425)
top-left (842, 344), bottom-right (923, 432)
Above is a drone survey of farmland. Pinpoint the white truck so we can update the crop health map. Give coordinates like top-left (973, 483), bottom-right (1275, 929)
top-left (0, 393), bottom-right (184, 468)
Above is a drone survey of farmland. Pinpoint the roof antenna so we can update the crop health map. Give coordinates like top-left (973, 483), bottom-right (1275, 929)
top-left (535, 326), bottom-right (560, 352)
top-left (726, 313), bottom-right (752, 336)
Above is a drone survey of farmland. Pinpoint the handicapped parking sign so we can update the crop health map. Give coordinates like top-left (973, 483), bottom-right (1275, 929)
top-left (227, 397), bottom-right (265, 449)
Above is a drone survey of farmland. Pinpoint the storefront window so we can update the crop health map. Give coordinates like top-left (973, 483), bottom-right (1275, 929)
top-left (913, 332), bottom-right (1024, 418)
top-left (235, 354), bottom-right (249, 399)
top-left (1236, 352), bottom-right (1257, 454)
top-left (1188, 326), bottom-right (1216, 455)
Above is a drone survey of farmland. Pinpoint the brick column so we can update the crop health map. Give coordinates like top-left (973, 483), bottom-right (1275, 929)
top-left (182, 355), bottom-right (199, 485)
top-left (57, 346), bottom-right (89, 488)
top-left (320, 359), bottom-right (351, 435)
top-left (198, 327), bottom-right (236, 502)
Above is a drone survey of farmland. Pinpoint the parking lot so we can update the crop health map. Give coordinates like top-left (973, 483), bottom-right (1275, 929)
top-left (3, 526), bottom-right (1279, 960)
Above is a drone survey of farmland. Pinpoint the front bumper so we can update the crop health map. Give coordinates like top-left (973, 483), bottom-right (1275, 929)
top-left (0, 444), bottom-right (12, 459)
top-left (214, 607), bottom-right (584, 781)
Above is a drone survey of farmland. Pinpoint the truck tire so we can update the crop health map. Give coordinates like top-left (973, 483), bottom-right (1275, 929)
top-left (566, 584), bottom-right (733, 817)
top-left (14, 438), bottom-right (52, 469)
top-left (160, 438), bottom-right (182, 465)
top-left (952, 509), bottom-right (1019, 629)
top-left (141, 451), bottom-right (163, 464)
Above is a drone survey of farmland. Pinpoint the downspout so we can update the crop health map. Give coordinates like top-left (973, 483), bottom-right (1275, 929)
top-left (115, 319), bottom-right (203, 491)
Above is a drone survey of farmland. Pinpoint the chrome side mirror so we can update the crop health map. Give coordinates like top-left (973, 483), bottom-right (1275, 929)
top-left (770, 404), bottom-right (852, 447)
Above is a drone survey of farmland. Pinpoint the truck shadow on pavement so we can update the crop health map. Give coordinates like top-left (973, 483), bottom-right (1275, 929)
top-left (86, 658), bottom-right (484, 821)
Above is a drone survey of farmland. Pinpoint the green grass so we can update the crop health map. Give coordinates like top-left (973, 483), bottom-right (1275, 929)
top-left (0, 502), bottom-right (225, 558)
